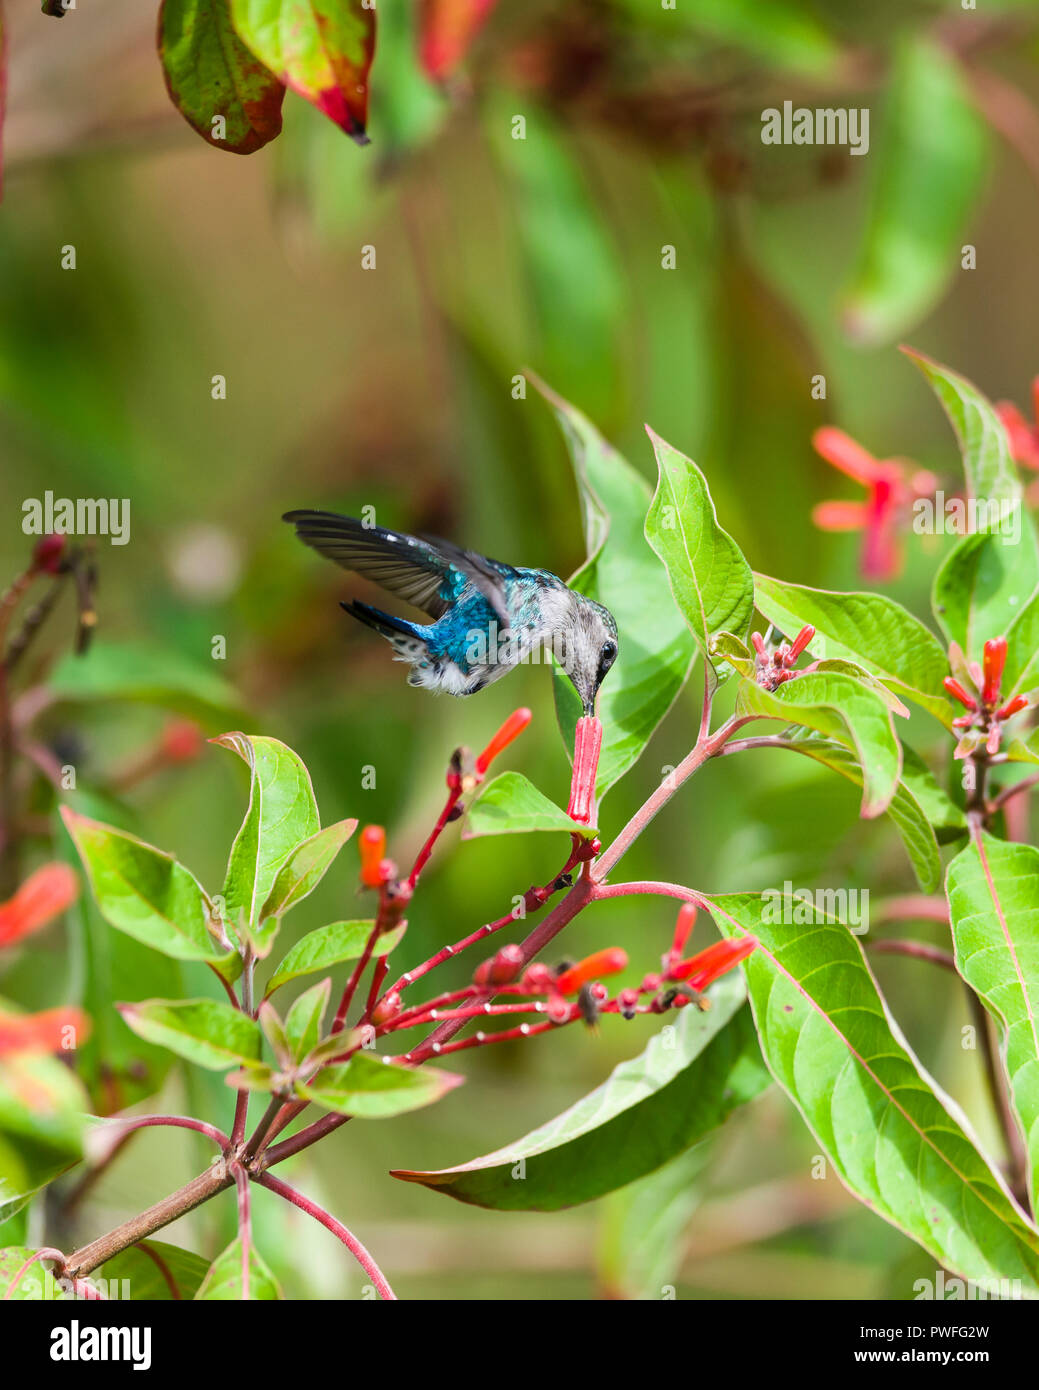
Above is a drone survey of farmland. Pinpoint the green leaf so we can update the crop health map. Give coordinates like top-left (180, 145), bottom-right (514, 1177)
top-left (259, 819), bottom-right (356, 924)
top-left (899, 744), bottom-right (968, 844)
top-left (768, 738), bottom-right (943, 892)
top-left (597, 1145), bottom-right (710, 1300)
top-left (296, 1052), bottom-right (463, 1118)
top-left (842, 37), bottom-right (988, 344)
top-left (160, 0), bottom-right (284, 154)
top-left (61, 808), bottom-right (227, 964)
top-left (1003, 584), bottom-right (1039, 699)
top-left (196, 1236), bottom-right (283, 1299)
top-left (709, 631), bottom-right (754, 679)
top-left (644, 426), bottom-right (754, 675)
top-left (216, 734), bottom-right (320, 937)
top-left (932, 530), bottom-right (1038, 664)
top-left (736, 671), bottom-right (902, 818)
top-left (753, 573), bottom-right (953, 726)
top-left (264, 920), bottom-right (404, 997)
top-left (47, 640), bottom-right (244, 725)
top-left (463, 771), bottom-right (592, 838)
top-left (229, 0), bottom-right (375, 143)
top-left (907, 349), bottom-right (1025, 506)
top-left (391, 975), bottom-right (769, 1210)
top-left (0, 1247), bottom-right (66, 1300)
top-left (531, 375), bottom-right (697, 799)
top-left (709, 891), bottom-right (1039, 1295)
top-left (284, 978), bottom-right (330, 1062)
top-left (117, 998), bottom-right (263, 1071)
top-left (100, 1240), bottom-right (211, 1301)
top-left (947, 834), bottom-right (1039, 1213)
top-left (58, 794), bottom-right (181, 1112)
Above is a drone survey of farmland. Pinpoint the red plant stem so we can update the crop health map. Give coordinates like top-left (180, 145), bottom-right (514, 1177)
top-left (208, 963), bottom-right (242, 1008)
top-left (397, 1011), bottom-right (576, 1060)
top-left (871, 895), bottom-right (950, 926)
top-left (593, 880), bottom-right (704, 904)
top-left (135, 1242), bottom-right (181, 1299)
top-left (333, 922), bottom-right (382, 1032)
top-left (363, 955), bottom-right (389, 1022)
top-left (989, 772), bottom-right (1039, 814)
top-left (387, 1000), bottom-right (549, 1033)
top-left (231, 1091), bottom-right (250, 1148)
top-left (866, 939), bottom-right (956, 970)
top-left (406, 785), bottom-right (461, 890)
top-left (231, 1163), bottom-right (252, 1300)
top-left (258, 1172), bottom-right (396, 1300)
top-left (105, 1113), bottom-right (232, 1151)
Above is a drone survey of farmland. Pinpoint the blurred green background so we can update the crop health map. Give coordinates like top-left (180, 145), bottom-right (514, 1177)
top-left (2, 0), bottom-right (1039, 1298)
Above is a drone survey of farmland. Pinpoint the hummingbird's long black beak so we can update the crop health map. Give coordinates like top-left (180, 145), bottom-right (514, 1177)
top-left (582, 698), bottom-right (595, 718)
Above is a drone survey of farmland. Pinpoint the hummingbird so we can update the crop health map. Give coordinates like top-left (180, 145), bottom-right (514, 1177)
top-left (283, 510), bottom-right (619, 715)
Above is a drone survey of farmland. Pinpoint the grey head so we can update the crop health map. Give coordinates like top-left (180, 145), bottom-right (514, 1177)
top-left (559, 592), bottom-right (619, 717)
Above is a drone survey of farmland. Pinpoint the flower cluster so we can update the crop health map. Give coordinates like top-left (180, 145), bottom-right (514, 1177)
top-left (752, 624), bottom-right (815, 691)
top-left (943, 636), bottom-right (1030, 759)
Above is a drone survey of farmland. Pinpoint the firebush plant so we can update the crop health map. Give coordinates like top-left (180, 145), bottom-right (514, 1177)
top-left (5, 353), bottom-right (1039, 1300)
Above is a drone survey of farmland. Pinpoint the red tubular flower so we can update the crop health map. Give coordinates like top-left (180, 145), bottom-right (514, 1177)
top-left (554, 947), bottom-right (628, 997)
top-left (982, 637), bottom-right (1007, 706)
top-left (786, 624), bottom-right (816, 664)
top-left (0, 1005), bottom-right (90, 1057)
top-left (359, 825), bottom-right (389, 888)
top-left (670, 903), bottom-right (697, 960)
top-left (669, 936), bottom-right (758, 989)
top-left (997, 378), bottom-right (1039, 471)
top-left (997, 695), bottom-right (1029, 721)
top-left (0, 863), bottom-right (78, 948)
top-left (943, 677), bottom-right (977, 711)
top-left (475, 707), bottom-right (532, 776)
top-left (567, 715), bottom-right (603, 825)
top-left (811, 427), bottom-right (934, 581)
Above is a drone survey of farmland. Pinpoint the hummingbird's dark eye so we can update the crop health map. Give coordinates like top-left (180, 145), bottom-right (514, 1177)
top-left (598, 640), bottom-right (617, 678)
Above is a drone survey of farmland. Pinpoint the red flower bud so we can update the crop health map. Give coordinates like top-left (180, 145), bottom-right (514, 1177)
top-left (359, 826), bottom-right (388, 887)
top-left (669, 936), bottom-right (757, 989)
top-left (618, 987), bottom-right (639, 1019)
top-left (670, 902), bottom-right (697, 960)
top-left (473, 943), bottom-right (524, 987)
top-left (161, 719), bottom-right (204, 764)
top-left (983, 637), bottom-right (1007, 705)
top-left (31, 534), bottom-right (66, 575)
top-left (751, 631), bottom-right (766, 658)
top-left (943, 677), bottom-right (977, 712)
top-left (475, 707), bottom-right (532, 776)
top-left (786, 624), bottom-right (815, 663)
top-left (371, 991), bottom-right (402, 1026)
top-left (567, 715), bottom-right (603, 825)
top-left (554, 946), bottom-right (628, 997)
top-left (520, 963), bottom-right (555, 994)
top-left (0, 863), bottom-right (78, 947)
top-left (997, 695), bottom-right (1029, 721)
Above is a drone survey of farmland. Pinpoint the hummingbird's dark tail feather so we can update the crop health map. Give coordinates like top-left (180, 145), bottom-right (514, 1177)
top-left (341, 600), bottom-right (425, 645)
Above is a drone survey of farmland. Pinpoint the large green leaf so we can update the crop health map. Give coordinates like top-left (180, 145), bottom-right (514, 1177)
top-left (196, 1236), bottom-right (283, 1300)
top-left (1003, 585), bottom-right (1039, 700)
top-left (295, 1052), bottom-right (463, 1118)
top-left (47, 640), bottom-right (244, 725)
top-left (264, 920), bottom-right (404, 997)
top-left (947, 834), bottom-right (1039, 1212)
top-left (752, 573), bottom-right (953, 726)
top-left (842, 38), bottom-right (988, 344)
top-left (117, 998), bottom-right (263, 1071)
top-left (532, 376), bottom-right (697, 798)
top-left (391, 975), bottom-right (769, 1210)
top-left (736, 671), bottom-right (902, 817)
top-left (100, 1240), bottom-right (211, 1300)
top-left (463, 771), bottom-right (592, 838)
top-left (644, 426), bottom-right (753, 673)
top-left (229, 0), bottom-right (374, 143)
top-left (284, 979), bottom-right (330, 1062)
top-left (708, 892), bottom-right (1039, 1295)
top-left (160, 0), bottom-right (284, 154)
top-left (932, 531), bottom-right (1037, 665)
top-left (61, 808), bottom-right (227, 964)
top-left (216, 734), bottom-right (320, 938)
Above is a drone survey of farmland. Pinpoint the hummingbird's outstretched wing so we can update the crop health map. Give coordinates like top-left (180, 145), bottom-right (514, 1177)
top-left (283, 510), bottom-right (514, 625)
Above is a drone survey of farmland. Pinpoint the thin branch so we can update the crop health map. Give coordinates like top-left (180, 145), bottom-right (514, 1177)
top-left (258, 1172), bottom-right (396, 1300)
top-left (866, 939), bottom-right (956, 970)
